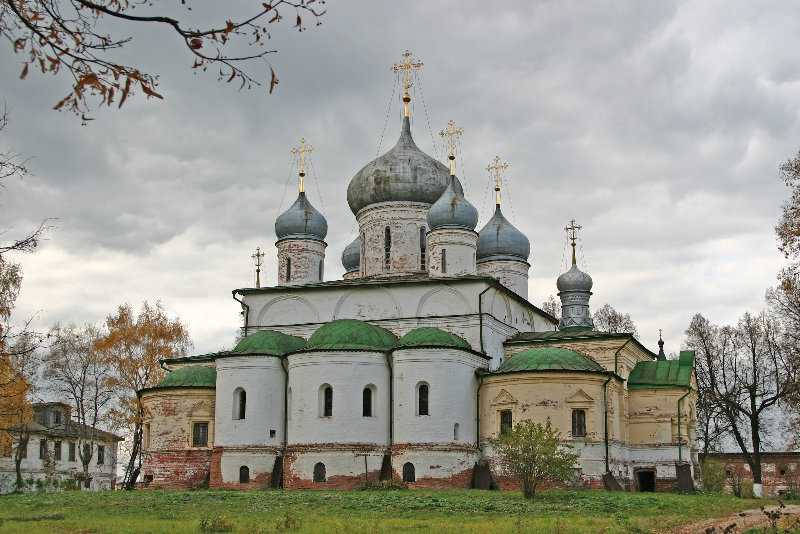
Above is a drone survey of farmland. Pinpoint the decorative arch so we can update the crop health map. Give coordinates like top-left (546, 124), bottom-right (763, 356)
top-left (333, 288), bottom-right (402, 320)
top-left (313, 462), bottom-right (326, 483)
top-left (415, 285), bottom-right (472, 317)
top-left (256, 295), bottom-right (319, 325)
top-left (239, 465), bottom-right (250, 483)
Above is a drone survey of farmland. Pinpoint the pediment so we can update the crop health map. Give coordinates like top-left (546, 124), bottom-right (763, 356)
top-left (490, 389), bottom-right (518, 406)
top-left (566, 388), bottom-right (594, 404)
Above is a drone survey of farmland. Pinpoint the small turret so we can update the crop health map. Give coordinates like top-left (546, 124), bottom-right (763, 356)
top-left (557, 220), bottom-right (594, 330)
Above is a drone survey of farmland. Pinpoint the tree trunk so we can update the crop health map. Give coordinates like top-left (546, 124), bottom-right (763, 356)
top-left (751, 411), bottom-right (763, 485)
top-left (522, 477), bottom-right (536, 499)
top-left (14, 433), bottom-right (29, 492)
top-left (123, 424), bottom-right (142, 490)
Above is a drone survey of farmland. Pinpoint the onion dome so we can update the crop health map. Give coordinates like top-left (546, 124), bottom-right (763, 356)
top-left (306, 319), bottom-right (397, 351)
top-left (155, 366), bottom-right (217, 389)
top-left (494, 347), bottom-right (604, 374)
top-left (476, 206), bottom-right (530, 261)
top-left (275, 192), bottom-right (328, 241)
top-left (556, 263), bottom-right (593, 293)
top-left (427, 176), bottom-right (479, 231)
top-left (342, 236), bottom-right (361, 273)
top-left (347, 116), bottom-right (450, 215)
top-left (396, 327), bottom-right (471, 350)
top-left (231, 330), bottom-right (306, 356)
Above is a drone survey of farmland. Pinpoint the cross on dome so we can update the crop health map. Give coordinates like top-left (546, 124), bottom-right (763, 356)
top-left (291, 138), bottom-right (313, 193)
top-left (565, 219), bottom-right (582, 265)
top-left (392, 50), bottom-right (423, 118)
top-left (439, 119), bottom-right (463, 176)
top-left (486, 156), bottom-right (509, 207)
top-left (251, 246), bottom-right (265, 288)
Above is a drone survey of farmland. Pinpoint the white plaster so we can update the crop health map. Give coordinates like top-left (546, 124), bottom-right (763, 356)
top-left (356, 202), bottom-right (430, 277)
top-left (477, 259), bottom-right (530, 300)
top-left (427, 228), bottom-right (478, 277)
top-left (276, 239), bottom-right (326, 285)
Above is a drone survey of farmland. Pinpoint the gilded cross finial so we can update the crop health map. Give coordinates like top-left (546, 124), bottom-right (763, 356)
top-left (486, 156), bottom-right (509, 207)
top-left (565, 219), bottom-right (582, 265)
top-left (251, 246), bottom-right (265, 288)
top-left (392, 50), bottom-right (423, 118)
top-left (439, 120), bottom-right (463, 176)
top-left (291, 138), bottom-right (313, 193)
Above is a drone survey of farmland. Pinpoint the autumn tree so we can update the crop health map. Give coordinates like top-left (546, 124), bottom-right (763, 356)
top-left (1, 0), bottom-right (326, 119)
top-left (44, 323), bottom-right (114, 488)
top-left (96, 301), bottom-right (190, 489)
top-left (592, 303), bottom-right (638, 337)
top-left (489, 419), bottom-right (578, 500)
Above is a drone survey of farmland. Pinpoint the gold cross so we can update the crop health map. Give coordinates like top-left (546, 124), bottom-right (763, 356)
top-left (392, 50), bottom-right (423, 117)
top-left (251, 246), bottom-right (265, 288)
top-left (439, 120), bottom-right (463, 176)
top-left (486, 156), bottom-right (510, 207)
top-left (291, 138), bottom-right (313, 193)
top-left (564, 219), bottom-right (582, 265)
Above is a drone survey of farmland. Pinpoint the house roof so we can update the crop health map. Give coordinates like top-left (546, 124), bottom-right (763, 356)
top-left (305, 319), bottom-right (398, 351)
top-left (396, 327), bottom-right (472, 350)
top-left (493, 347), bottom-right (606, 374)
top-left (627, 350), bottom-right (695, 389)
top-left (505, 329), bottom-right (658, 359)
top-left (155, 365), bottom-right (217, 389)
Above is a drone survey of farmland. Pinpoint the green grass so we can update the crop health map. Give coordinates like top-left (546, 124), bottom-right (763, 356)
top-left (0, 488), bottom-right (770, 533)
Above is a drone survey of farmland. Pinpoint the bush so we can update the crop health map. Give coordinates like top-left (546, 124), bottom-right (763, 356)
top-left (740, 479), bottom-right (754, 499)
top-left (356, 479), bottom-right (408, 491)
top-left (198, 514), bottom-right (233, 533)
top-left (701, 460), bottom-right (727, 493)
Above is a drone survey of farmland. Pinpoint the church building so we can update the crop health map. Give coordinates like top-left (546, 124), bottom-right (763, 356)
top-left (139, 53), bottom-right (698, 492)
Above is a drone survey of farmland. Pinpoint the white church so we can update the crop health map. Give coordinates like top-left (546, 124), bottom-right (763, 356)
top-left (139, 53), bottom-right (698, 492)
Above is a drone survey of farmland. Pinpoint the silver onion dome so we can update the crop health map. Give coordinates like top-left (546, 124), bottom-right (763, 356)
top-left (476, 206), bottom-right (530, 261)
top-left (341, 236), bottom-right (361, 273)
top-left (347, 116), bottom-right (451, 215)
top-left (427, 175), bottom-right (479, 231)
top-left (274, 192), bottom-right (328, 241)
top-left (556, 263), bottom-right (593, 293)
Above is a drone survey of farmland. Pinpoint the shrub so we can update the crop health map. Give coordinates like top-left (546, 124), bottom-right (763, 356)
top-left (198, 514), bottom-right (233, 533)
top-left (701, 460), bottom-right (727, 493)
top-left (740, 479), bottom-right (754, 499)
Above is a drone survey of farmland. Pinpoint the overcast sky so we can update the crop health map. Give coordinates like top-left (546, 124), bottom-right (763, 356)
top-left (1, 1), bottom-right (797, 357)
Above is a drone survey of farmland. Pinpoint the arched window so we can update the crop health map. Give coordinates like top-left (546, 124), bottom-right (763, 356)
top-left (313, 462), bottom-right (326, 483)
top-left (572, 409), bottom-right (586, 437)
top-left (319, 384), bottom-right (333, 417)
top-left (402, 462), bottom-right (416, 483)
top-left (362, 386), bottom-right (373, 417)
top-left (500, 410), bottom-right (512, 436)
top-left (318, 260), bottom-right (324, 281)
top-left (239, 465), bottom-right (250, 483)
top-left (286, 257), bottom-right (292, 282)
top-left (233, 388), bottom-right (246, 420)
top-left (441, 248), bottom-right (447, 274)
top-left (417, 383), bottom-right (429, 416)
top-left (419, 227), bottom-right (427, 270)
top-left (384, 227), bottom-right (391, 271)
top-left (453, 423), bottom-right (460, 441)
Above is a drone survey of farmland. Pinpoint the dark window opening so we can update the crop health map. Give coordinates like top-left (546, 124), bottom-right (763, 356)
top-left (83, 443), bottom-right (91, 462)
top-left (418, 384), bottom-right (429, 416)
top-left (384, 227), bottom-right (391, 271)
top-left (192, 422), bottom-right (209, 447)
top-left (313, 462), bottom-right (326, 483)
top-left (441, 248), bottom-right (447, 274)
top-left (402, 462), bottom-right (416, 483)
top-left (363, 387), bottom-right (373, 417)
top-left (239, 465), bottom-right (250, 483)
top-left (39, 439), bottom-right (47, 460)
top-left (53, 410), bottom-right (62, 425)
top-left (318, 260), bottom-right (324, 281)
top-left (269, 429), bottom-right (276, 438)
top-left (68, 442), bottom-right (75, 461)
top-left (636, 469), bottom-right (656, 492)
top-left (97, 445), bottom-right (105, 465)
top-left (286, 257), bottom-right (292, 282)
top-left (420, 227), bottom-right (427, 270)
top-left (235, 388), bottom-right (246, 420)
top-left (323, 386), bottom-right (333, 417)
top-left (54, 441), bottom-right (62, 461)
top-left (572, 409), bottom-right (586, 437)
top-left (453, 423), bottom-right (460, 441)
top-left (500, 410), bottom-right (513, 436)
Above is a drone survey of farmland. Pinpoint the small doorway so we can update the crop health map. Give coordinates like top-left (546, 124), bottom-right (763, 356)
top-left (636, 469), bottom-right (656, 492)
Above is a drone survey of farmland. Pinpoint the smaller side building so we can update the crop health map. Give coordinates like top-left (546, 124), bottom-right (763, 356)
top-left (0, 402), bottom-right (123, 493)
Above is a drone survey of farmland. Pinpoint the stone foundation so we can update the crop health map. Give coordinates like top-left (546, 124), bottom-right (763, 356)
top-left (142, 449), bottom-right (212, 489)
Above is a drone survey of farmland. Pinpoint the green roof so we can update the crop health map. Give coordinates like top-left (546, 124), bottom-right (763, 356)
top-left (628, 350), bottom-right (695, 389)
top-left (156, 365), bottom-right (217, 388)
top-left (307, 319), bottom-right (398, 351)
top-left (396, 327), bottom-right (471, 350)
top-left (494, 347), bottom-right (605, 374)
top-left (231, 329), bottom-right (306, 356)
top-left (506, 329), bottom-right (659, 359)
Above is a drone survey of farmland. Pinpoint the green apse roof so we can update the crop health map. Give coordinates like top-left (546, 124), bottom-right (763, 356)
top-left (628, 350), bottom-right (695, 389)
top-left (396, 327), bottom-right (471, 350)
top-left (495, 347), bottom-right (605, 374)
top-left (231, 329), bottom-right (306, 356)
top-left (306, 319), bottom-right (398, 351)
top-left (156, 365), bottom-right (217, 388)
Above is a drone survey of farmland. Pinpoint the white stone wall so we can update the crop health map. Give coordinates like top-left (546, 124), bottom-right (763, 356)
top-left (214, 355), bottom-right (286, 446)
top-left (393, 348), bottom-right (486, 446)
top-left (219, 447), bottom-right (278, 484)
top-left (287, 350), bottom-right (390, 445)
top-left (427, 228), bottom-right (478, 277)
top-left (356, 201), bottom-right (429, 277)
top-left (477, 259), bottom-right (530, 299)
top-left (276, 238), bottom-right (326, 285)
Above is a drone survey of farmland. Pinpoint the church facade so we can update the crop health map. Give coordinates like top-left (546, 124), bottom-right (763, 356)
top-left (139, 55), bottom-right (698, 492)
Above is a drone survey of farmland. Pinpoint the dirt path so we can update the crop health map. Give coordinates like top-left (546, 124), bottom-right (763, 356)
top-left (668, 503), bottom-right (800, 533)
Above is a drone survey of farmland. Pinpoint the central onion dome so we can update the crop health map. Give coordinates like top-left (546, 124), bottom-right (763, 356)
top-left (274, 192), bottom-right (328, 241)
top-left (556, 262), bottom-right (593, 293)
top-left (427, 175), bottom-right (479, 231)
top-left (347, 116), bottom-right (450, 215)
top-left (476, 206), bottom-right (530, 261)
top-left (341, 236), bottom-right (361, 273)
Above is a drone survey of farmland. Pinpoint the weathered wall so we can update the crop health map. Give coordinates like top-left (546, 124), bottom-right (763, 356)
top-left (701, 453), bottom-right (800, 497)
top-left (209, 446), bottom-right (280, 489)
top-left (628, 388), bottom-right (696, 449)
top-left (477, 259), bottom-right (530, 300)
top-left (276, 239), bottom-right (326, 285)
top-left (426, 228), bottom-right (478, 277)
top-left (356, 201), bottom-right (430, 277)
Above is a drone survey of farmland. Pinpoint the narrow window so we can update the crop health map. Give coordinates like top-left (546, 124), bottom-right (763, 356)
top-left (420, 227), bottom-right (427, 270)
top-left (500, 410), bottom-right (513, 436)
top-left (233, 388), bottom-right (246, 420)
top-left (39, 439), bottom-right (47, 459)
top-left (313, 462), bottom-right (326, 483)
top-left (144, 424), bottom-right (151, 450)
top-left (97, 445), bottom-right (105, 465)
top-left (417, 383), bottom-right (429, 416)
top-left (572, 409), bottom-right (586, 437)
top-left (192, 422), bottom-right (209, 447)
top-left (360, 232), bottom-right (365, 275)
top-left (363, 387), bottom-right (373, 417)
top-left (402, 462), bottom-right (416, 483)
top-left (320, 385), bottom-right (333, 417)
top-left (384, 227), bottom-right (391, 271)
top-left (54, 441), bottom-right (62, 461)
top-left (453, 423), bottom-right (460, 441)
top-left (53, 411), bottom-right (62, 425)
top-left (68, 442), bottom-right (76, 461)
top-left (441, 248), bottom-right (447, 274)
top-left (318, 260), bottom-right (324, 281)
top-left (239, 466), bottom-right (250, 483)
top-left (286, 257), bottom-right (292, 282)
